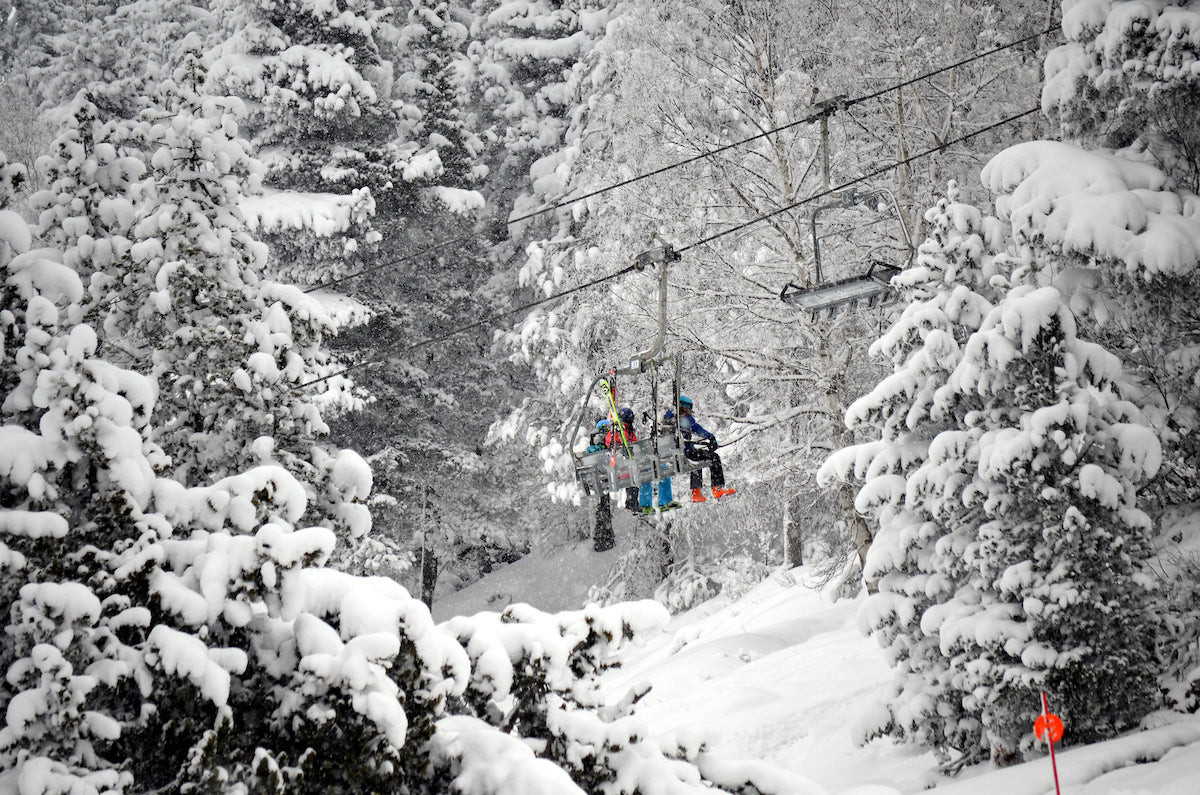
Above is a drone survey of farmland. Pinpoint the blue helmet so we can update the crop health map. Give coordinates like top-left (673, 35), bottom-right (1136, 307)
top-left (618, 407), bottom-right (634, 424)
top-left (678, 396), bottom-right (694, 409)
top-left (596, 419), bottom-right (609, 430)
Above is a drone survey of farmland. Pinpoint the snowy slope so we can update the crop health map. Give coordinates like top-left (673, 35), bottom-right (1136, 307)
top-left (436, 543), bottom-right (1200, 794)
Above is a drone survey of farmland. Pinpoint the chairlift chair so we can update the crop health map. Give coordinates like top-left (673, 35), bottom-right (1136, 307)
top-left (779, 187), bottom-right (914, 316)
top-left (568, 243), bottom-right (712, 498)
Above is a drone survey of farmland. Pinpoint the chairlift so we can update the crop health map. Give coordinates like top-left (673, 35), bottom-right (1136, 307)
top-left (779, 186), bottom-right (914, 316)
top-left (567, 243), bottom-right (711, 498)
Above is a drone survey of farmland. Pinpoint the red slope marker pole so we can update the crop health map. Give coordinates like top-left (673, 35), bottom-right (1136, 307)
top-left (1034, 690), bottom-right (1064, 795)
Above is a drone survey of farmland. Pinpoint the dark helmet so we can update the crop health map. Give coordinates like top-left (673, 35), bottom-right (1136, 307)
top-left (678, 396), bottom-right (694, 409)
top-left (618, 407), bottom-right (635, 424)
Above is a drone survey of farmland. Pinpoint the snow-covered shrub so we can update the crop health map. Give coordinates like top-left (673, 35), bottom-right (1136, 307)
top-left (653, 555), bottom-right (770, 615)
top-left (440, 599), bottom-right (812, 794)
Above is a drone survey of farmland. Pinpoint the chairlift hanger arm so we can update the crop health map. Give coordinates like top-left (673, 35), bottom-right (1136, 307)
top-left (617, 243), bottom-right (680, 375)
top-left (808, 187), bottom-right (915, 284)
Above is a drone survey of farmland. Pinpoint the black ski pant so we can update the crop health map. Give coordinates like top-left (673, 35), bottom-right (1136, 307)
top-left (686, 447), bottom-right (725, 490)
top-left (594, 492), bottom-right (614, 552)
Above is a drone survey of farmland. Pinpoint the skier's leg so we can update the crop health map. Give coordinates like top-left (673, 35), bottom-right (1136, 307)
top-left (594, 492), bottom-right (614, 552)
top-left (709, 453), bottom-right (725, 488)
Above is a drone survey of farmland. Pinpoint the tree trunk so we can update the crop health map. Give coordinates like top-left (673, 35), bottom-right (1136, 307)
top-left (420, 541), bottom-right (438, 609)
top-left (593, 492), bottom-right (614, 552)
top-left (838, 482), bottom-right (875, 594)
top-left (784, 501), bottom-right (803, 568)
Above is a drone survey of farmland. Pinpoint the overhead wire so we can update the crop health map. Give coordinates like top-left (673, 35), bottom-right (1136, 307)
top-left (678, 106), bottom-right (1040, 254)
top-left (300, 23), bottom-right (1060, 296)
top-left (299, 105), bottom-right (1041, 389)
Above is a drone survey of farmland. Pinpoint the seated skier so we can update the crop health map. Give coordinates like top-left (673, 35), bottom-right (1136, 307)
top-left (607, 407), bottom-right (641, 513)
top-left (666, 396), bottom-right (735, 502)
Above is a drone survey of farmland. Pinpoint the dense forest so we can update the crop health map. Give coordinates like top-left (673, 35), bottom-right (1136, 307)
top-left (1, 0), bottom-right (1199, 791)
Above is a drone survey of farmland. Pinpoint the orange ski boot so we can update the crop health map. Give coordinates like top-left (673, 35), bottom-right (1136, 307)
top-left (712, 486), bottom-right (737, 499)
top-left (691, 488), bottom-right (707, 503)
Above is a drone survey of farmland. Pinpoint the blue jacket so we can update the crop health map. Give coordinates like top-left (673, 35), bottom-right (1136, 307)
top-left (679, 413), bottom-right (714, 441)
top-left (665, 410), bottom-right (713, 453)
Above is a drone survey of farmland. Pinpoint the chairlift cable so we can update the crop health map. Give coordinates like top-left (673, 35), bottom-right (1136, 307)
top-left (298, 105), bottom-right (1038, 390)
top-left (299, 24), bottom-right (1059, 296)
top-left (677, 106), bottom-right (1039, 254)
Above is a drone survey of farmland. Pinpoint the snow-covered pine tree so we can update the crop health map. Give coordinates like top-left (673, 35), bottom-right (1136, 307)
top-left (0, 220), bottom-right (147, 793)
top-left (1040, 0), bottom-right (1200, 710)
top-left (469, 0), bottom-right (620, 217)
top-left (0, 201), bottom-right (453, 790)
top-left (1041, 2), bottom-right (1200, 511)
top-left (36, 0), bottom-right (215, 123)
top-left (920, 285), bottom-right (1161, 764)
top-left (1012, 3), bottom-right (1200, 701)
top-left (30, 93), bottom-right (144, 343)
top-left (0, 0), bottom-right (103, 75)
top-left (78, 38), bottom-right (371, 547)
top-left (209, 0), bottom-right (408, 287)
top-left (831, 155), bottom-right (1172, 763)
top-left (397, 0), bottom-right (488, 188)
top-left (820, 184), bottom-right (1001, 764)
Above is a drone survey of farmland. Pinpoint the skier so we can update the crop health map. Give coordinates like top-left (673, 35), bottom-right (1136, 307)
top-left (638, 406), bottom-right (679, 514)
top-left (607, 407), bottom-right (641, 513)
top-left (667, 396), bottom-right (735, 502)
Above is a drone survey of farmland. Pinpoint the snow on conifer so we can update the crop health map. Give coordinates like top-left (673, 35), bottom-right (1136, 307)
top-left (918, 284), bottom-right (1161, 763)
top-left (86, 39), bottom-right (369, 549)
top-left (825, 177), bottom-right (1166, 766)
top-left (821, 185), bottom-right (1001, 763)
top-left (209, 0), bottom-right (406, 287)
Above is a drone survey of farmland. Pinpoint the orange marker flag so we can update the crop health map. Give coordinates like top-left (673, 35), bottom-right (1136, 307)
top-left (1034, 690), bottom-right (1064, 794)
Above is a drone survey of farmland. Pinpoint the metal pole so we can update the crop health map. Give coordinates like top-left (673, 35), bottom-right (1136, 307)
top-left (820, 114), bottom-right (831, 191)
top-left (620, 257), bottom-right (669, 373)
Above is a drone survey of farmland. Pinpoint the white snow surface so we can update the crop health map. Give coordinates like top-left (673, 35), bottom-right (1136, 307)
top-left (436, 534), bottom-right (1200, 794)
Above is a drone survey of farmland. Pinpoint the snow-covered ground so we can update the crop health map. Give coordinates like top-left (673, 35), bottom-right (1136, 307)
top-left (435, 528), bottom-right (1200, 794)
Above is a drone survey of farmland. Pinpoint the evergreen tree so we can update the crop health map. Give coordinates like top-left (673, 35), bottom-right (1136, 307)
top-left (820, 184), bottom-right (1001, 765)
top-left (924, 285), bottom-right (1160, 763)
top-left (1040, 2), bottom-right (1200, 708)
top-left (209, 0), bottom-right (412, 287)
top-left (36, 0), bottom-right (215, 122)
top-left (828, 171), bottom-right (1169, 765)
top-left (30, 93), bottom-right (144, 343)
